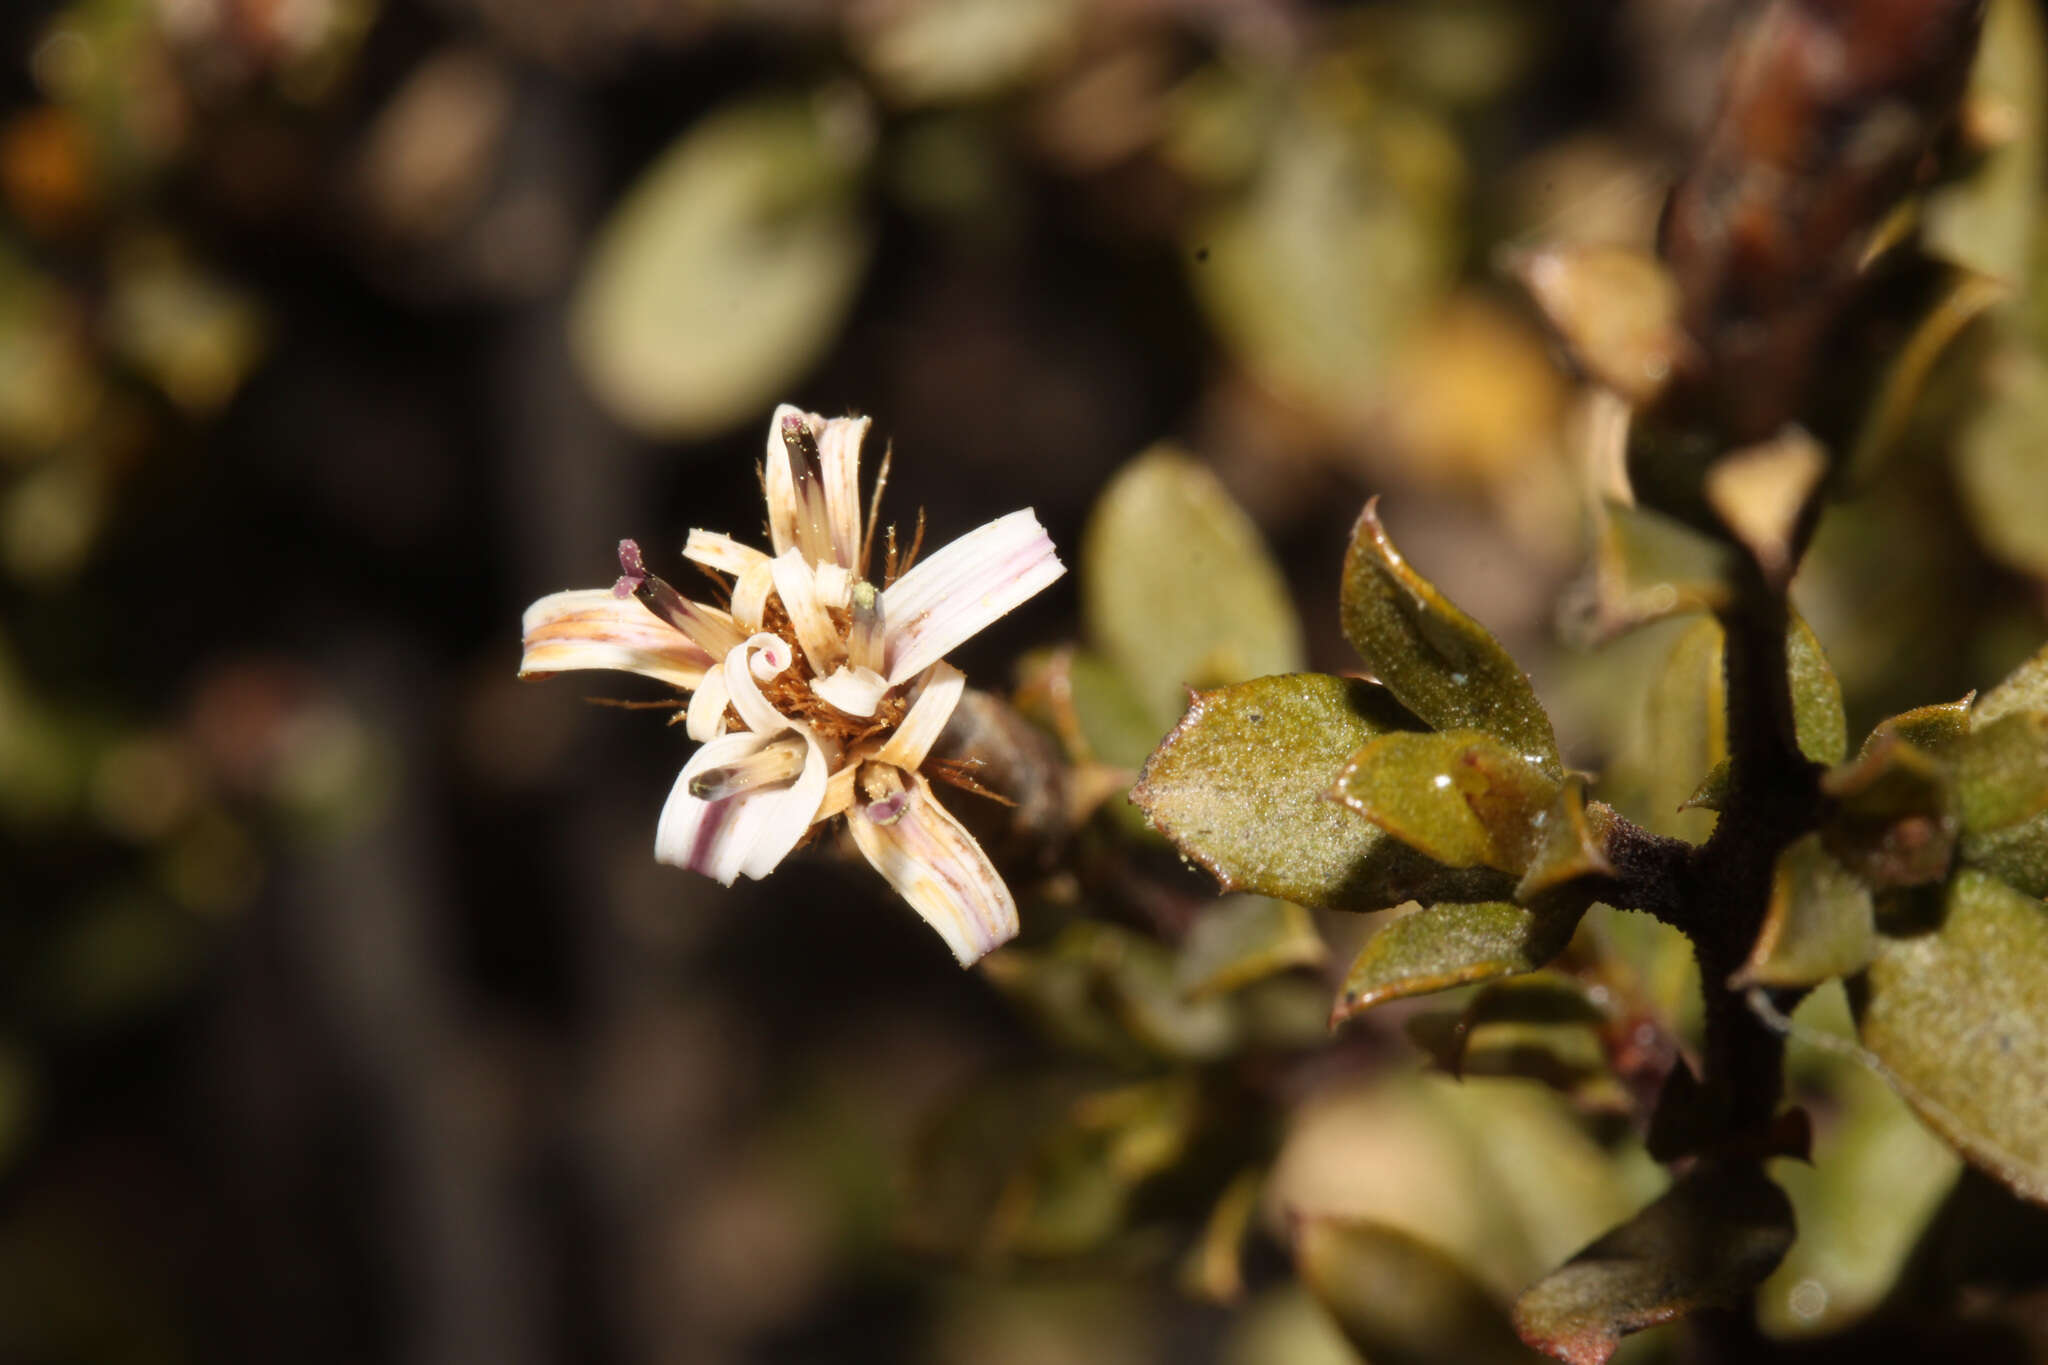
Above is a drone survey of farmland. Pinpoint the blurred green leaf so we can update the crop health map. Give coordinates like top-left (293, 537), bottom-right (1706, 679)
top-left (1175, 896), bottom-right (1328, 1002)
top-left (1956, 710), bottom-right (2048, 833)
top-left (1181, 1166), bottom-right (1263, 1304)
top-left (1404, 975), bottom-right (1616, 1101)
top-left (988, 923), bottom-right (1242, 1066)
top-left (1296, 1217), bottom-right (1545, 1365)
top-left (1188, 65), bottom-right (1462, 425)
top-left (1571, 500), bottom-right (1735, 645)
top-left (1334, 728), bottom-right (1558, 873)
top-left (1955, 343), bottom-right (2048, 577)
top-left (1845, 269), bottom-right (2008, 490)
top-left (1341, 500), bottom-right (1560, 779)
top-left (1134, 673), bottom-right (1513, 912)
top-left (1332, 899), bottom-right (1583, 1025)
top-left (1732, 832), bottom-right (1876, 989)
top-left (1855, 867), bottom-right (2048, 1204)
top-left (1512, 1162), bottom-right (1796, 1365)
top-left (1922, 0), bottom-right (2046, 282)
top-left (1515, 778), bottom-right (1619, 902)
top-left (1013, 646), bottom-right (1159, 772)
top-left (570, 92), bottom-right (874, 437)
top-left (850, 0), bottom-right (1080, 107)
top-left (1959, 808), bottom-right (2048, 895)
top-left (1082, 447), bottom-right (1304, 727)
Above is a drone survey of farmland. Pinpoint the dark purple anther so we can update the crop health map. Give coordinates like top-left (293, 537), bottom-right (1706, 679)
top-left (614, 539), bottom-right (649, 599)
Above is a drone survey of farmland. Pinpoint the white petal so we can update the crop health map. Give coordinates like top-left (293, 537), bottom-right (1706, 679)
top-left (763, 404), bottom-right (810, 559)
top-left (684, 529), bottom-right (770, 577)
top-left (880, 509), bottom-right (1065, 684)
top-left (765, 406), bottom-right (837, 565)
top-left (655, 730), bottom-right (827, 885)
top-left (877, 662), bottom-right (964, 771)
top-left (726, 633), bottom-right (794, 734)
top-left (847, 771), bottom-right (1019, 965)
top-left (731, 559), bottom-right (775, 633)
top-left (520, 589), bottom-right (712, 690)
top-left (685, 658), bottom-right (732, 740)
top-left (816, 414), bottom-right (868, 569)
top-left (812, 664), bottom-right (891, 717)
top-left (769, 550), bottom-right (845, 674)
top-left (813, 561), bottom-right (853, 612)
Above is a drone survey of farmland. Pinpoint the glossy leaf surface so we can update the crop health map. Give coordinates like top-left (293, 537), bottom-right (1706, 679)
top-left (1333, 729), bottom-right (1559, 873)
top-left (1332, 899), bottom-right (1583, 1024)
top-left (1136, 674), bottom-right (1510, 912)
top-left (1341, 501), bottom-right (1560, 779)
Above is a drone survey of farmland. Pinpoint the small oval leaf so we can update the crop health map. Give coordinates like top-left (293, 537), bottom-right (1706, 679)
top-left (1082, 447), bottom-right (1305, 727)
top-left (1175, 896), bottom-right (1329, 1001)
top-left (1134, 674), bottom-right (1512, 912)
top-left (1334, 729), bottom-right (1560, 873)
top-left (1332, 899), bottom-right (1584, 1025)
top-left (570, 93), bottom-right (874, 438)
top-left (1511, 1162), bottom-right (1796, 1365)
top-left (1341, 501), bottom-right (1560, 779)
top-left (1855, 867), bottom-right (2048, 1205)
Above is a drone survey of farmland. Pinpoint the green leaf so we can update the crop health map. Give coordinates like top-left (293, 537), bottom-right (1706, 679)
top-left (1341, 501), bottom-right (1560, 779)
top-left (1014, 646), bottom-right (1161, 771)
top-left (1731, 832), bottom-right (1876, 989)
top-left (1404, 975), bottom-right (1619, 1105)
top-left (1512, 1162), bottom-right (1796, 1365)
top-left (1568, 499), bottom-right (1735, 645)
top-left (1844, 270), bottom-right (2009, 490)
top-left (1957, 710), bottom-right (2048, 833)
top-left (1855, 868), bottom-right (2048, 1204)
top-left (1187, 78), bottom-right (1462, 427)
top-left (1515, 778), bottom-right (1619, 902)
top-left (1296, 1218), bottom-right (1546, 1365)
top-left (1175, 896), bottom-right (1328, 1001)
top-left (1082, 447), bottom-right (1305, 727)
top-left (1975, 639), bottom-right (2048, 726)
top-left (1787, 612), bottom-right (1849, 766)
top-left (1334, 729), bottom-right (1559, 873)
top-left (1921, 0), bottom-right (2046, 283)
top-left (570, 93), bottom-right (874, 437)
top-left (1332, 899), bottom-right (1584, 1025)
top-left (1135, 674), bottom-right (1513, 912)
top-left (1956, 344), bottom-right (2048, 578)
top-left (1959, 810), bottom-right (2048, 896)
top-left (1866, 695), bottom-right (1976, 758)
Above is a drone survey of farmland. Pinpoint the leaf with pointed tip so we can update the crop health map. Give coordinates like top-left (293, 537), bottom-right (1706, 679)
top-left (1855, 868), bottom-right (2048, 1205)
top-left (1512, 1162), bottom-right (1795, 1365)
top-left (1732, 832), bottom-right (1876, 989)
top-left (1135, 674), bottom-right (1513, 912)
top-left (1296, 1218), bottom-right (1547, 1365)
top-left (1788, 612), bottom-right (1849, 766)
top-left (1976, 641), bottom-right (2048, 727)
top-left (1865, 695), bottom-right (1975, 758)
top-left (1342, 502), bottom-right (1560, 780)
top-left (1334, 729), bottom-right (1560, 874)
top-left (1175, 897), bottom-right (1328, 1001)
top-left (1332, 899), bottom-right (1584, 1025)
top-left (1083, 447), bottom-right (1305, 728)
top-left (1821, 735), bottom-right (1958, 889)
top-left (1515, 778), bottom-right (1619, 901)
top-left (1957, 710), bottom-right (2048, 834)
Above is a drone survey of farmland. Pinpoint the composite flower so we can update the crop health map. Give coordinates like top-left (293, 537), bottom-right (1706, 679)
top-left (519, 405), bottom-right (1065, 965)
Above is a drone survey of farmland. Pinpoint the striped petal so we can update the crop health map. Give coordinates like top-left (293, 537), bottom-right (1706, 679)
top-left (655, 729), bottom-right (829, 885)
top-left (876, 662), bottom-right (964, 771)
top-left (520, 589), bottom-right (713, 690)
top-left (880, 509), bottom-right (1065, 684)
top-left (847, 770), bottom-right (1019, 965)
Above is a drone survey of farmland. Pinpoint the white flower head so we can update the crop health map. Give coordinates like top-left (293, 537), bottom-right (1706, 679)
top-left (520, 405), bottom-right (1065, 965)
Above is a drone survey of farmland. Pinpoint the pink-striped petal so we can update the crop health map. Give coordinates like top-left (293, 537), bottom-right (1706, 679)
top-left (847, 771), bottom-right (1019, 965)
top-left (655, 730), bottom-right (828, 885)
top-left (520, 589), bottom-right (713, 690)
top-left (880, 509), bottom-right (1065, 684)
